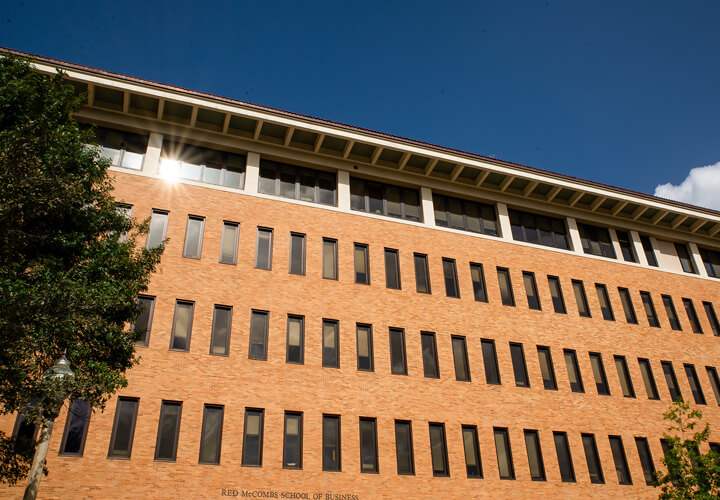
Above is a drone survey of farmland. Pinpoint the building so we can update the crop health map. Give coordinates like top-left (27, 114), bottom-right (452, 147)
top-left (2, 48), bottom-right (720, 499)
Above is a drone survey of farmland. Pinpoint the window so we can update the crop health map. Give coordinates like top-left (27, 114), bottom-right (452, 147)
top-left (154, 401), bottom-right (182, 461)
top-left (547, 276), bottom-right (566, 314)
top-left (395, 420), bottom-right (414, 475)
top-left (635, 437), bottom-right (656, 486)
top-left (95, 126), bottom-right (147, 170)
top-left (255, 227), bottom-right (273, 270)
top-left (684, 364), bottom-right (706, 405)
top-left (322, 238), bottom-right (337, 280)
top-left (510, 343), bottom-right (530, 387)
top-left (564, 350), bottom-right (584, 393)
top-left (581, 434), bottom-right (604, 484)
top-left (451, 336), bottom-right (471, 382)
top-left (706, 367), bottom-right (720, 405)
top-left (219, 222), bottom-right (239, 265)
top-left (572, 280), bottom-right (590, 317)
top-left (433, 193), bottom-right (498, 235)
top-left (210, 305), bottom-right (232, 356)
top-left (170, 300), bottom-right (194, 351)
top-left (146, 209), bottom-right (168, 249)
top-left (640, 235), bottom-right (658, 266)
top-left (578, 222), bottom-right (616, 258)
top-left (462, 425), bottom-right (483, 478)
top-left (711, 443), bottom-right (720, 454)
top-left (259, 159), bottom-right (335, 205)
top-left (589, 352), bottom-right (610, 395)
top-left (356, 324), bottom-right (373, 371)
top-left (322, 415), bottom-right (341, 471)
top-left (675, 243), bottom-right (697, 274)
top-left (421, 332), bottom-right (440, 378)
top-left (116, 204), bottom-right (132, 243)
top-left (595, 284), bottom-right (615, 321)
top-left (638, 358), bottom-right (660, 400)
top-left (359, 418), bottom-right (378, 473)
top-left (481, 339), bottom-right (500, 385)
top-left (700, 247), bottom-right (720, 278)
top-left (537, 346), bottom-right (557, 390)
top-left (641, 291), bottom-right (660, 327)
top-left (683, 298), bottom-right (703, 334)
top-left (662, 361), bottom-right (683, 401)
top-left (553, 432), bottom-right (575, 482)
top-left (384, 248), bottom-right (401, 289)
top-left (289, 233), bottom-right (306, 275)
top-left (108, 397), bottom-right (139, 458)
top-left (160, 140), bottom-right (246, 189)
top-left (242, 409), bottom-right (264, 466)
top-left (354, 244), bottom-right (370, 284)
top-left (389, 328), bottom-right (407, 375)
top-left (59, 400), bottom-right (91, 456)
top-left (133, 295), bottom-right (155, 347)
top-left (182, 215), bottom-right (205, 259)
top-left (322, 320), bottom-right (339, 368)
top-left (497, 267), bottom-right (515, 306)
top-left (508, 208), bottom-right (569, 249)
top-left (614, 356), bottom-right (635, 398)
top-left (618, 288), bottom-right (638, 324)
top-left (662, 295), bottom-right (682, 331)
top-left (468, 262), bottom-right (489, 303)
top-left (414, 253), bottom-right (431, 294)
top-left (704, 302), bottom-right (720, 336)
top-left (429, 423), bottom-right (449, 476)
top-left (199, 405), bottom-right (224, 465)
top-left (615, 230), bottom-right (637, 262)
top-left (286, 315), bottom-right (304, 364)
top-left (524, 430), bottom-right (546, 481)
top-left (442, 258), bottom-right (460, 298)
top-left (350, 177), bottom-right (421, 221)
top-left (523, 272), bottom-right (541, 310)
top-left (609, 436), bottom-right (632, 485)
top-left (249, 310), bottom-right (269, 360)
top-left (494, 428), bottom-right (515, 480)
top-left (283, 412), bottom-right (303, 469)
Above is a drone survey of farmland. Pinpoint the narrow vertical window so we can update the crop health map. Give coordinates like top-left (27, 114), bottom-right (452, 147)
top-left (429, 423), bottom-right (449, 477)
top-left (572, 280), bottom-right (591, 317)
top-left (638, 358), bottom-right (660, 400)
top-left (182, 215), bottom-right (205, 259)
top-left (255, 227), bottom-right (273, 270)
top-left (322, 238), bottom-right (338, 280)
top-left (462, 425), bottom-right (483, 478)
top-left (547, 276), bottom-right (566, 314)
top-left (108, 397), bottom-right (139, 458)
top-left (662, 295), bottom-right (682, 331)
top-left (359, 418), bottom-right (378, 473)
top-left (354, 244), bottom-right (370, 284)
top-left (706, 367), bottom-right (720, 405)
top-left (635, 437), bottom-right (656, 486)
top-left (356, 324), bottom-right (373, 371)
top-left (442, 258), bottom-right (460, 298)
top-left (640, 235), bottom-right (658, 266)
top-left (524, 430), bottom-right (546, 481)
top-left (675, 243), bottom-right (697, 274)
top-left (395, 420), bottom-right (415, 475)
top-left (210, 305), bottom-right (232, 356)
top-left (146, 209), bottom-right (168, 249)
top-left (384, 248), bottom-right (401, 289)
top-left (523, 272), bottom-right (541, 310)
top-left (481, 339), bottom-right (500, 384)
top-left (59, 400), bottom-right (91, 456)
top-left (133, 295), bottom-right (155, 347)
top-left (322, 320), bottom-right (339, 368)
top-left (470, 263), bottom-right (488, 302)
top-left (421, 332), bottom-right (439, 378)
top-left (199, 405), bottom-right (224, 465)
top-left (286, 315), bottom-right (304, 364)
top-left (289, 233), bottom-right (306, 275)
top-left (614, 355), bottom-right (635, 398)
top-left (641, 291), bottom-right (660, 327)
top-left (283, 412), bottom-right (303, 469)
top-left (564, 350), bottom-right (584, 393)
top-left (662, 361), bottom-right (683, 401)
top-left (703, 302), bottom-right (720, 336)
top-left (248, 310), bottom-right (269, 360)
top-left (242, 409), bottom-right (264, 466)
top-left (595, 284), bottom-right (614, 321)
top-left (537, 346), bottom-right (557, 390)
top-left (581, 433), bottom-right (604, 484)
top-left (684, 364), bottom-right (706, 405)
top-left (615, 230), bottom-right (637, 262)
top-left (510, 343), bottom-right (530, 387)
top-left (219, 221), bottom-right (239, 265)
top-left (618, 288), bottom-right (638, 324)
top-left (682, 298), bottom-right (703, 334)
top-left (116, 204), bottom-right (132, 243)
top-left (414, 253), bottom-right (431, 294)
top-left (154, 401), bottom-right (182, 462)
top-left (497, 267), bottom-right (515, 306)
top-left (589, 352), bottom-right (610, 395)
top-left (609, 436), bottom-right (632, 485)
top-left (553, 432), bottom-right (575, 482)
top-left (170, 300), bottom-right (194, 351)
top-left (494, 428), bottom-right (515, 480)
top-left (322, 415), bottom-right (341, 471)
top-left (389, 328), bottom-right (407, 375)
top-left (452, 336), bottom-right (471, 382)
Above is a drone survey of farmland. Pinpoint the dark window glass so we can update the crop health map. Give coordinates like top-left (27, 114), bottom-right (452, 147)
top-left (13, 408), bottom-right (37, 455)
top-left (578, 222), bottom-right (616, 258)
top-left (682, 299), bottom-right (703, 334)
top-left (700, 247), bottom-right (720, 278)
top-left (219, 221), bottom-right (239, 265)
top-left (662, 361), bottom-right (683, 402)
top-left (161, 140), bottom-right (245, 188)
top-left (289, 233), bottom-right (306, 275)
top-left (618, 288), bottom-right (638, 324)
top-left (684, 364), bottom-right (706, 405)
top-left (537, 346), bottom-right (557, 390)
top-left (170, 300), bottom-right (194, 351)
top-left (615, 356), bottom-right (635, 398)
top-left (146, 209), bottom-right (168, 250)
top-left (414, 253), bottom-right (431, 294)
top-left (510, 343), bottom-right (530, 387)
top-left (59, 400), bottom-right (91, 456)
top-left (356, 324), bottom-right (373, 371)
top-left (322, 415), bottom-right (341, 471)
top-left (641, 291), bottom-right (660, 327)
top-left (384, 249), bottom-right (401, 289)
top-left (210, 305), bottom-right (232, 356)
top-left (564, 350), bottom-right (584, 393)
top-left (389, 328), bottom-right (407, 375)
top-left (638, 358), bottom-right (660, 400)
top-left (508, 209), bottom-right (569, 249)
top-left (242, 409), bottom-right (264, 466)
top-left (452, 336), bottom-right (471, 382)
top-left (350, 177), bottom-right (421, 221)
top-left (547, 276), bottom-right (566, 314)
top-left (596, 284), bottom-right (615, 321)
top-left (421, 332), bottom-right (439, 378)
top-left (462, 425), bottom-right (483, 478)
top-left (249, 310), bottom-right (269, 360)
top-left (711, 443), bottom-right (720, 455)
top-left (675, 243), bottom-right (697, 274)
top-left (286, 315), bottom-right (304, 364)
top-left (283, 412), bottom-right (302, 469)
top-left (706, 367), bottom-right (720, 406)
top-left (429, 423), bottom-right (449, 476)
top-left (354, 244), bottom-right (370, 284)
top-left (442, 258), bottom-right (460, 298)
top-left (494, 428), bottom-right (515, 480)
top-left (640, 235), bottom-right (658, 266)
top-left (182, 215), bottom-right (205, 259)
top-left (322, 320), bottom-right (339, 368)
top-left (582, 433), bottom-right (604, 484)
top-left (133, 295), bottom-right (155, 347)
top-left (616, 230), bottom-right (637, 262)
top-left (154, 401), bottom-right (182, 461)
top-left (704, 302), bottom-right (720, 336)
top-left (359, 418), bottom-right (378, 473)
top-left (635, 437), bottom-right (656, 486)
top-left (497, 267), bottom-right (515, 306)
top-left (255, 227), bottom-right (273, 270)
top-left (96, 126), bottom-right (147, 169)
top-left (322, 238), bottom-right (337, 280)
top-left (554, 432), bottom-right (575, 482)
top-left (258, 159), bottom-right (335, 205)
top-left (663, 295), bottom-right (682, 331)
top-left (481, 339), bottom-right (500, 384)
top-left (609, 436), bottom-right (632, 485)
top-left (572, 280), bottom-right (591, 317)
top-left (395, 421), bottom-right (414, 475)
top-left (199, 405), bottom-right (224, 465)
top-left (590, 352), bottom-right (610, 395)
top-left (108, 397), bottom-right (139, 458)
top-left (524, 430), bottom-right (546, 481)
top-left (433, 193), bottom-right (498, 236)
top-left (523, 272), bottom-right (541, 310)
top-left (469, 263), bottom-right (488, 302)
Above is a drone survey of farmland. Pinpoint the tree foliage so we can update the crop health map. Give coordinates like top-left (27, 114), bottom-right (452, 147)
top-left (0, 56), bottom-right (162, 484)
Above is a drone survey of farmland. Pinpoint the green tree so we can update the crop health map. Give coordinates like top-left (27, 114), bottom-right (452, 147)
top-left (656, 399), bottom-right (720, 499)
top-left (0, 56), bottom-right (162, 485)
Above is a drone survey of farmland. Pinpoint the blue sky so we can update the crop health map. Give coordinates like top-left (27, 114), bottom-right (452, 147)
top-left (3, 0), bottom-right (719, 207)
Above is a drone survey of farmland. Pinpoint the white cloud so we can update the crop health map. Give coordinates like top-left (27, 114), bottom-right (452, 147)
top-left (654, 161), bottom-right (720, 210)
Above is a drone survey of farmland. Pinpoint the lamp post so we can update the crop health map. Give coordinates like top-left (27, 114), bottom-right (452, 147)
top-left (23, 354), bottom-right (75, 500)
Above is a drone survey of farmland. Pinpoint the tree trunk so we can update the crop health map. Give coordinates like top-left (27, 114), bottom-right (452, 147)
top-left (23, 417), bottom-right (54, 500)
